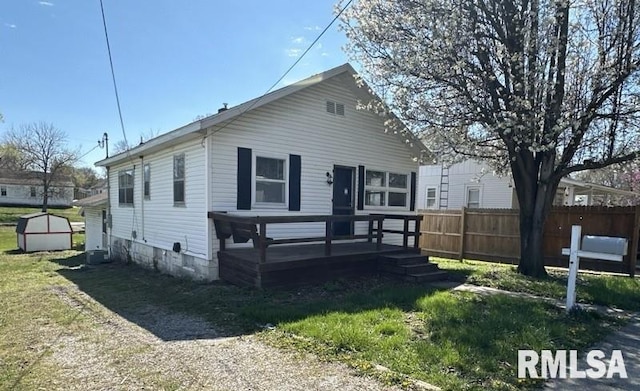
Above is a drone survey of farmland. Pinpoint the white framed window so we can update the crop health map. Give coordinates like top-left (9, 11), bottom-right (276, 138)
top-left (0, 186), bottom-right (6, 197)
top-left (30, 186), bottom-right (36, 197)
top-left (253, 154), bottom-right (287, 206)
top-left (466, 186), bottom-right (481, 208)
top-left (173, 154), bottom-right (185, 205)
top-left (426, 187), bottom-right (437, 208)
top-left (118, 169), bottom-right (134, 206)
top-left (364, 169), bottom-right (409, 208)
top-left (143, 164), bottom-right (150, 199)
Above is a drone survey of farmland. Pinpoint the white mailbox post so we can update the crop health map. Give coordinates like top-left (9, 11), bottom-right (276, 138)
top-left (561, 225), bottom-right (627, 312)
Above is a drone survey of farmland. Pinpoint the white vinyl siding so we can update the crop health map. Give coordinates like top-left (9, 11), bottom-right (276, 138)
top-left (418, 160), bottom-right (515, 209)
top-left (209, 75), bottom-right (418, 251)
top-left (107, 140), bottom-right (208, 265)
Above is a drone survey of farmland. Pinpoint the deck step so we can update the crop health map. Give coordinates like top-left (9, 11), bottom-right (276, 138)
top-left (379, 263), bottom-right (440, 275)
top-left (378, 252), bottom-right (448, 282)
top-left (403, 271), bottom-right (449, 283)
top-left (379, 253), bottom-right (430, 266)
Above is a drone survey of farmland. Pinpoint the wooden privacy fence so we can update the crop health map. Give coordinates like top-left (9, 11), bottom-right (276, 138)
top-left (419, 206), bottom-right (640, 276)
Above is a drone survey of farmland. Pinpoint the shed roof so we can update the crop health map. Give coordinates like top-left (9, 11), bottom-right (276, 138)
top-left (16, 212), bottom-right (72, 234)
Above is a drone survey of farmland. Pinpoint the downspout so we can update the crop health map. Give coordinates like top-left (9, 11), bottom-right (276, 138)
top-left (140, 156), bottom-right (145, 241)
top-left (106, 165), bottom-right (112, 258)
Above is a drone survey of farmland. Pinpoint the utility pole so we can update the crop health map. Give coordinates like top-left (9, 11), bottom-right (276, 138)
top-left (98, 132), bottom-right (109, 158)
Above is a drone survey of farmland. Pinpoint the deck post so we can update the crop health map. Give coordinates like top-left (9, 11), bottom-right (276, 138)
top-left (414, 215), bottom-right (422, 249)
top-left (367, 219), bottom-right (374, 242)
top-left (402, 217), bottom-right (409, 249)
top-left (325, 219), bottom-right (332, 256)
top-left (376, 216), bottom-right (383, 250)
top-left (258, 222), bottom-right (267, 263)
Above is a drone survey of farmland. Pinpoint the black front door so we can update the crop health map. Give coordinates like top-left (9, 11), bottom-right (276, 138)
top-left (332, 166), bottom-right (355, 236)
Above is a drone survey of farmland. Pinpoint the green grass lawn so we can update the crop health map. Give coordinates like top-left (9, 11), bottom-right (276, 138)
top-left (0, 206), bottom-right (84, 224)
top-left (0, 251), bottom-right (625, 391)
top-left (435, 258), bottom-right (640, 311)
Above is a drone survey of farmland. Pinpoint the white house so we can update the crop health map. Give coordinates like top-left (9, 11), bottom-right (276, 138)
top-left (0, 170), bottom-right (74, 207)
top-left (418, 160), bottom-right (639, 210)
top-left (94, 64), bottom-right (426, 281)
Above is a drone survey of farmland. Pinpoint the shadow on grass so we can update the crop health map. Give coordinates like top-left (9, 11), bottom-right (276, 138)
top-left (50, 252), bottom-right (446, 342)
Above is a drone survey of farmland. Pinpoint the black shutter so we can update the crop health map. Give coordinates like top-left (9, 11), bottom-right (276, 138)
top-left (237, 147), bottom-right (252, 210)
top-left (410, 171), bottom-right (417, 211)
top-left (357, 165), bottom-right (365, 210)
top-left (288, 154), bottom-right (301, 211)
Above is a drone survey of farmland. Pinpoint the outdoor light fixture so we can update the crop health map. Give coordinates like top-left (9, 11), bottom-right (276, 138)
top-left (326, 172), bottom-right (333, 185)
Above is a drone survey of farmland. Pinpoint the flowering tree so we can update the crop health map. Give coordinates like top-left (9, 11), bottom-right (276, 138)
top-left (341, 0), bottom-right (640, 277)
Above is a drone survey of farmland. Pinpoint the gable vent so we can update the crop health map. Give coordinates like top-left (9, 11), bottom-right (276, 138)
top-left (326, 100), bottom-right (345, 116)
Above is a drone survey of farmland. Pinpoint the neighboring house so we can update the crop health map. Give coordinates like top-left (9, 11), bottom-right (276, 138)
top-left (94, 63), bottom-right (426, 281)
top-left (75, 179), bottom-right (108, 201)
top-left (0, 170), bottom-right (74, 207)
top-left (418, 160), bottom-right (639, 210)
top-left (75, 192), bottom-right (108, 251)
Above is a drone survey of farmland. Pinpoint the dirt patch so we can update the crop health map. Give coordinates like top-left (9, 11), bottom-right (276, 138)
top-left (44, 285), bottom-right (403, 390)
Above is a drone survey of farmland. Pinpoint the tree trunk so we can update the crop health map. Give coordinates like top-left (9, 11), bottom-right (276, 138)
top-left (517, 208), bottom-right (548, 277)
top-left (42, 184), bottom-right (48, 212)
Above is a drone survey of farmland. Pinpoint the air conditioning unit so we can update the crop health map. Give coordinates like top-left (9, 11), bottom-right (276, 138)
top-left (86, 250), bottom-right (109, 265)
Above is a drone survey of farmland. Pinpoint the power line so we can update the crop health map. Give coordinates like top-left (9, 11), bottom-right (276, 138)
top-left (201, 0), bottom-right (353, 138)
top-left (99, 0), bottom-right (129, 151)
top-left (78, 144), bottom-right (100, 161)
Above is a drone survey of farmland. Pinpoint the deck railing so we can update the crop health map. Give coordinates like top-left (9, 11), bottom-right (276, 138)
top-left (208, 212), bottom-right (422, 263)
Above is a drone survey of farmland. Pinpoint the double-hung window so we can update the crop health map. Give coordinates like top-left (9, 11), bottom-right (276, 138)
top-left (173, 154), bottom-right (185, 204)
top-left (255, 156), bottom-right (286, 205)
top-left (118, 169), bottom-right (134, 206)
top-left (143, 164), bottom-right (151, 199)
top-left (426, 187), bottom-right (437, 208)
top-left (467, 186), bottom-right (481, 208)
top-left (1, 186), bottom-right (6, 197)
top-left (365, 170), bottom-right (409, 208)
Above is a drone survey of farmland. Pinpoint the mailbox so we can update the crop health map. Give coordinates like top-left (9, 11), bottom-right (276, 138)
top-left (581, 236), bottom-right (628, 259)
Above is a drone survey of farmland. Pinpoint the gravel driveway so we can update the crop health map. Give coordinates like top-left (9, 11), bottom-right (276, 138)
top-left (42, 286), bottom-right (403, 391)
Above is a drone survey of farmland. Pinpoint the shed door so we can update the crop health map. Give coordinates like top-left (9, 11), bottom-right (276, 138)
top-left (332, 166), bottom-right (355, 236)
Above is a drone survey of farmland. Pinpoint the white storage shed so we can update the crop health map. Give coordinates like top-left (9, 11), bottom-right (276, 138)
top-left (16, 212), bottom-right (73, 252)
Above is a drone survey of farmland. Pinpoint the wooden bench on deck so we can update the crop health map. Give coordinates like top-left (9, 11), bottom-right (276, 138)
top-left (213, 217), bottom-right (272, 251)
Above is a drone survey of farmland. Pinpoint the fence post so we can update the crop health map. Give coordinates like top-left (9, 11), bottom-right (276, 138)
top-left (630, 206), bottom-right (640, 277)
top-left (459, 207), bottom-right (467, 260)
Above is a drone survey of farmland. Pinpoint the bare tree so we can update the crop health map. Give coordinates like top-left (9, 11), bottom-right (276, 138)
top-left (342, 0), bottom-right (640, 277)
top-left (111, 128), bottom-right (162, 155)
top-left (4, 122), bottom-right (79, 211)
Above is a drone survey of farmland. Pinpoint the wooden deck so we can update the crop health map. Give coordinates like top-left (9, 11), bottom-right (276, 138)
top-left (218, 242), bottom-right (416, 288)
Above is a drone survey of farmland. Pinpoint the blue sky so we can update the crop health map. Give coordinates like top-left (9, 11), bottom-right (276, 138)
top-left (0, 0), bottom-right (349, 168)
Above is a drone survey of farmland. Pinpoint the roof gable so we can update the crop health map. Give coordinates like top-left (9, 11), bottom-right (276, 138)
top-left (96, 63), bottom-right (427, 166)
